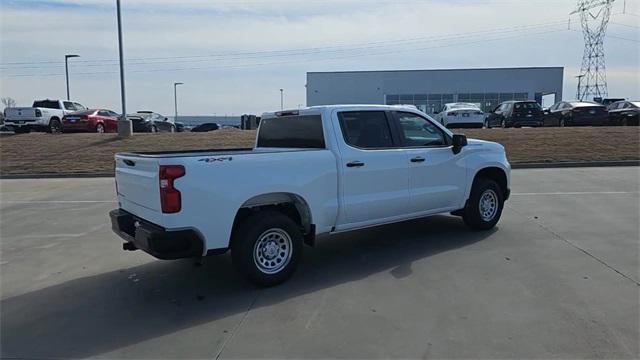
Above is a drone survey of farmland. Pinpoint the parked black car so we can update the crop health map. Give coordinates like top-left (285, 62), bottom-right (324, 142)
top-left (127, 111), bottom-right (176, 133)
top-left (485, 101), bottom-right (544, 128)
top-left (191, 123), bottom-right (220, 132)
top-left (607, 100), bottom-right (639, 126)
top-left (543, 101), bottom-right (609, 127)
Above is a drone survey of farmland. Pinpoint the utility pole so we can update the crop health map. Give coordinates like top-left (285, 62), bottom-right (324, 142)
top-left (116, 0), bottom-right (132, 137)
top-left (571, 0), bottom-right (614, 101)
top-left (280, 89), bottom-right (284, 110)
top-left (174, 82), bottom-right (183, 123)
top-left (64, 54), bottom-right (79, 100)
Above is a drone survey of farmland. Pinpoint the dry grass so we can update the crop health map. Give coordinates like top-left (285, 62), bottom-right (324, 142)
top-left (0, 127), bottom-right (638, 176)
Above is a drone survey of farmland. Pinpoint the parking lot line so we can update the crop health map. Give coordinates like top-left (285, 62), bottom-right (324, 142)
top-left (511, 191), bottom-right (638, 196)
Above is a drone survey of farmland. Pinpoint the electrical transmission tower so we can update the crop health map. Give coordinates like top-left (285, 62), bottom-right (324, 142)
top-left (571, 0), bottom-right (614, 100)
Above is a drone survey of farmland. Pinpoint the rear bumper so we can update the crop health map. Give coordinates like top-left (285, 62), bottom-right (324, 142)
top-left (446, 122), bottom-right (484, 129)
top-left (509, 118), bottom-right (543, 127)
top-left (109, 208), bottom-right (204, 260)
top-left (63, 122), bottom-right (93, 132)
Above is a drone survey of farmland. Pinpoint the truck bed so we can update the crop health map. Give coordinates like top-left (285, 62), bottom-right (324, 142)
top-left (117, 147), bottom-right (320, 158)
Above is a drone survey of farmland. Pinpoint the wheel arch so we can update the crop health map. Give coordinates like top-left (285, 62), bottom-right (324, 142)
top-left (232, 192), bottom-right (314, 244)
top-left (472, 166), bottom-right (509, 200)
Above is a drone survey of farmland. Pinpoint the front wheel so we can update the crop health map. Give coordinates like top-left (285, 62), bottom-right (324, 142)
top-left (462, 178), bottom-right (504, 230)
top-left (231, 210), bottom-right (303, 287)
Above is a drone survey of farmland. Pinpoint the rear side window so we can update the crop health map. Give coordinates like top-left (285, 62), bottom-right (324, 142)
top-left (63, 101), bottom-right (75, 110)
top-left (257, 115), bottom-right (325, 148)
top-left (33, 100), bottom-right (60, 109)
top-left (338, 111), bottom-right (393, 149)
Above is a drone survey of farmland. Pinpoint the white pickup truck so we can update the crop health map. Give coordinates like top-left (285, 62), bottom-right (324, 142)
top-left (4, 99), bottom-right (87, 133)
top-left (110, 105), bottom-right (510, 286)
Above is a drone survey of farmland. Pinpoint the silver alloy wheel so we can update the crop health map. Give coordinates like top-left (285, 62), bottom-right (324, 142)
top-left (253, 228), bottom-right (293, 274)
top-left (479, 189), bottom-right (498, 222)
top-left (96, 124), bottom-right (105, 133)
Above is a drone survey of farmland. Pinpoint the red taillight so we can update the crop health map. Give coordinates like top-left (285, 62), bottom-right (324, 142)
top-left (159, 165), bottom-right (185, 213)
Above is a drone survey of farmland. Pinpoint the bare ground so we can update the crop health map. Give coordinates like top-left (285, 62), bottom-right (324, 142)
top-left (0, 127), bottom-right (638, 176)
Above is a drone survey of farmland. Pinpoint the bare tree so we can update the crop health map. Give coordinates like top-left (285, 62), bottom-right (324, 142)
top-left (1, 97), bottom-right (17, 109)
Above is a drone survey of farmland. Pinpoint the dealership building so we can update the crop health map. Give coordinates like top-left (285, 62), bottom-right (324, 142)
top-left (306, 67), bottom-right (563, 114)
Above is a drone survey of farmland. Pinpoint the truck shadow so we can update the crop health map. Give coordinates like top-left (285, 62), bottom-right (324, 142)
top-left (1, 215), bottom-right (496, 358)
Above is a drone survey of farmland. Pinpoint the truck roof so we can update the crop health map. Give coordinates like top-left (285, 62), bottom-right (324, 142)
top-left (262, 104), bottom-right (419, 117)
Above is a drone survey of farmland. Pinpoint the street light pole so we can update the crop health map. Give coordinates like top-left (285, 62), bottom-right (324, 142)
top-left (280, 88), bottom-right (284, 110)
top-left (116, 0), bottom-right (132, 137)
top-left (174, 82), bottom-right (183, 123)
top-left (64, 54), bottom-right (79, 100)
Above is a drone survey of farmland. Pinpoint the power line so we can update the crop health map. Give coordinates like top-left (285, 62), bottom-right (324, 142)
top-left (3, 27), bottom-right (568, 78)
top-left (0, 19), bottom-right (570, 68)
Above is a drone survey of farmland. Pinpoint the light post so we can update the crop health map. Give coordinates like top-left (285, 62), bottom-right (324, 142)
top-left (64, 54), bottom-right (80, 100)
top-left (116, 0), bottom-right (132, 137)
top-left (174, 82), bottom-right (183, 123)
top-left (280, 88), bottom-right (284, 110)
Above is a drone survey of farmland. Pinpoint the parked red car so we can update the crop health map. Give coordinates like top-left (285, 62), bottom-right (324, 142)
top-left (62, 109), bottom-right (119, 133)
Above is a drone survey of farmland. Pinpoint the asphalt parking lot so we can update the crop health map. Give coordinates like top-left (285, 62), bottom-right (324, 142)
top-left (1, 167), bottom-right (638, 359)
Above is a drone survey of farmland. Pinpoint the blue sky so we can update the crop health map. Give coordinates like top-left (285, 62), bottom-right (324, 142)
top-left (1, 0), bottom-right (638, 115)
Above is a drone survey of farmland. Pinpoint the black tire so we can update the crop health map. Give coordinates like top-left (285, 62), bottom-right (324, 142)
top-left (462, 178), bottom-right (504, 231)
top-left (49, 118), bottom-right (62, 134)
top-left (231, 210), bottom-right (303, 287)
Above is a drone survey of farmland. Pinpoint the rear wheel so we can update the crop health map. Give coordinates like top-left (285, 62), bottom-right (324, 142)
top-left (96, 123), bottom-right (105, 133)
top-left (49, 118), bottom-right (62, 134)
top-left (462, 178), bottom-right (504, 230)
top-left (231, 210), bottom-right (303, 287)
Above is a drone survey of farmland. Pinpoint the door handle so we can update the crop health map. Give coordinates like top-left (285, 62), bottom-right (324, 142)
top-left (410, 156), bottom-right (426, 163)
top-left (346, 161), bottom-right (365, 168)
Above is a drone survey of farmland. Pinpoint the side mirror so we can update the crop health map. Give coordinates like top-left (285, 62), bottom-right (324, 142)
top-left (452, 134), bottom-right (467, 154)
top-left (164, 117), bottom-right (169, 121)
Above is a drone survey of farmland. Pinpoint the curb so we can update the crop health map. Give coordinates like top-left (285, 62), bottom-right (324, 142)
top-left (1, 160), bottom-right (638, 179)
top-left (510, 160), bottom-right (640, 169)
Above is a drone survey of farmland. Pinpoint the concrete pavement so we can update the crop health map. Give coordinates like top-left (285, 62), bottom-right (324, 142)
top-left (1, 167), bottom-right (638, 359)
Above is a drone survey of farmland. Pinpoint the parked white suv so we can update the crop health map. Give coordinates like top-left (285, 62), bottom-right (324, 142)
top-left (4, 99), bottom-right (87, 133)
top-left (110, 105), bottom-right (510, 286)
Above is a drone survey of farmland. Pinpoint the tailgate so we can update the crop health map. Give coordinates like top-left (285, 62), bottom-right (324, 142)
top-left (5, 108), bottom-right (36, 120)
top-left (115, 154), bottom-right (161, 213)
